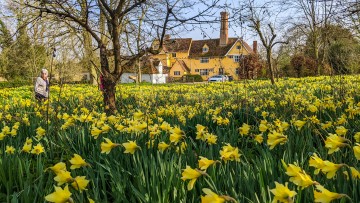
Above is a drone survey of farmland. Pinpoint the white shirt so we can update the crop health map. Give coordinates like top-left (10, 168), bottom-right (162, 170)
top-left (34, 77), bottom-right (49, 97)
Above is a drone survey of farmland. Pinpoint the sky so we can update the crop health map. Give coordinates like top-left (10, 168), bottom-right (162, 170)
top-left (179, 0), bottom-right (260, 43)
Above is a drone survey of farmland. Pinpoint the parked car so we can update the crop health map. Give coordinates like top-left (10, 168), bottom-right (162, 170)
top-left (208, 75), bottom-right (228, 82)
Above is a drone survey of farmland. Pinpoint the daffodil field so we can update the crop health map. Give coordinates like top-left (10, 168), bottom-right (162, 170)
top-left (0, 76), bottom-right (360, 203)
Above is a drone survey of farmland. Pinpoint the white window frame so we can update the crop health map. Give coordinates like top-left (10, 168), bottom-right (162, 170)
top-left (200, 69), bottom-right (209, 76)
top-left (200, 57), bottom-right (209, 63)
top-left (233, 55), bottom-right (241, 62)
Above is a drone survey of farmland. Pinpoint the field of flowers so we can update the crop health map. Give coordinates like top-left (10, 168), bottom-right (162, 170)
top-left (0, 76), bottom-right (359, 203)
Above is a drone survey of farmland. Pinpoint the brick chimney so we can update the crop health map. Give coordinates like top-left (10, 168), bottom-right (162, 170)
top-left (253, 41), bottom-right (258, 54)
top-left (220, 12), bottom-right (229, 46)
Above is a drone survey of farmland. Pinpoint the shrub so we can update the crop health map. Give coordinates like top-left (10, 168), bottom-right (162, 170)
top-left (182, 74), bottom-right (203, 82)
top-left (0, 80), bottom-right (31, 88)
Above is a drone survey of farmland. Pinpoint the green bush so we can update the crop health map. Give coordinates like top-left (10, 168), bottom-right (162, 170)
top-left (182, 74), bottom-right (203, 82)
top-left (0, 80), bottom-right (32, 88)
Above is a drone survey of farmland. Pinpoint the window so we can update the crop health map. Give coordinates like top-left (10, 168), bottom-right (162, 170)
top-left (235, 68), bottom-right (240, 75)
top-left (174, 71), bottom-right (181, 76)
top-left (172, 53), bottom-right (177, 58)
top-left (202, 47), bottom-right (208, 52)
top-left (219, 68), bottom-right (224, 75)
top-left (200, 57), bottom-right (209, 63)
top-left (200, 69), bottom-right (209, 76)
top-left (234, 55), bottom-right (241, 62)
top-left (236, 45), bottom-right (241, 50)
top-left (228, 55), bottom-right (234, 59)
top-left (195, 69), bottom-right (200, 72)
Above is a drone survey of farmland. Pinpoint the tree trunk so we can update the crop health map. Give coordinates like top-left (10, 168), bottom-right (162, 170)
top-left (267, 49), bottom-right (275, 85)
top-left (100, 45), bottom-right (116, 114)
top-left (103, 81), bottom-right (117, 114)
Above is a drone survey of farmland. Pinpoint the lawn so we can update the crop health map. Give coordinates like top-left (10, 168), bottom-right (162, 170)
top-left (0, 76), bottom-right (359, 203)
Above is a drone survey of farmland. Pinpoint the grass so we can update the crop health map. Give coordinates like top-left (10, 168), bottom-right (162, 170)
top-left (0, 75), bottom-right (359, 202)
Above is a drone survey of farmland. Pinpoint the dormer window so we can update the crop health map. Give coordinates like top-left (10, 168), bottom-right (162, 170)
top-left (202, 44), bottom-right (209, 53)
top-left (172, 53), bottom-right (177, 58)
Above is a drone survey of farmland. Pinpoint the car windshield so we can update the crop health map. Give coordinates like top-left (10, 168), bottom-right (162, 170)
top-left (212, 75), bottom-right (222, 78)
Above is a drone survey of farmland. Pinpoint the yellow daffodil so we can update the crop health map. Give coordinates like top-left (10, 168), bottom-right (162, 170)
top-left (324, 133), bottom-right (349, 154)
top-left (198, 156), bottom-right (217, 170)
top-left (22, 142), bottom-right (32, 153)
top-left (54, 170), bottom-right (73, 186)
top-left (101, 138), bottom-right (120, 154)
top-left (282, 160), bottom-right (316, 189)
top-left (25, 137), bottom-right (32, 144)
top-left (47, 162), bottom-right (67, 175)
top-left (5, 145), bottom-right (15, 154)
top-left (122, 140), bottom-right (140, 154)
top-left (196, 124), bottom-right (207, 141)
top-left (31, 143), bottom-right (45, 155)
top-left (254, 134), bottom-right (264, 144)
top-left (354, 144), bottom-right (360, 160)
top-left (133, 111), bottom-right (144, 120)
top-left (69, 154), bottom-right (88, 169)
top-left (349, 167), bottom-right (360, 179)
top-left (36, 127), bottom-right (46, 139)
top-left (201, 188), bottom-right (225, 203)
top-left (176, 142), bottom-right (187, 154)
top-left (158, 142), bottom-right (170, 152)
top-left (181, 166), bottom-right (204, 190)
top-left (321, 121), bottom-right (332, 130)
top-left (335, 126), bottom-right (347, 136)
top-left (170, 133), bottom-right (183, 144)
top-left (239, 123), bottom-right (250, 136)
top-left (267, 131), bottom-right (288, 150)
top-left (309, 154), bottom-right (326, 175)
top-left (205, 133), bottom-right (218, 145)
top-left (344, 167), bottom-right (360, 180)
top-left (71, 176), bottom-right (89, 192)
top-left (0, 132), bottom-right (6, 140)
top-left (314, 185), bottom-right (346, 203)
top-left (160, 121), bottom-right (172, 131)
top-left (90, 127), bottom-right (102, 139)
top-left (354, 132), bottom-right (360, 142)
top-left (219, 144), bottom-right (241, 162)
top-left (45, 185), bottom-right (72, 203)
top-left (270, 182), bottom-right (297, 203)
top-left (259, 123), bottom-right (268, 132)
top-left (321, 161), bottom-right (344, 179)
top-left (308, 104), bottom-right (318, 113)
top-left (293, 120), bottom-right (306, 130)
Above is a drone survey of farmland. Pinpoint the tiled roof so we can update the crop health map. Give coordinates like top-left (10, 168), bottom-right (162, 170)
top-left (189, 38), bottom-right (253, 57)
top-left (177, 60), bottom-right (190, 73)
top-left (163, 38), bottom-right (192, 53)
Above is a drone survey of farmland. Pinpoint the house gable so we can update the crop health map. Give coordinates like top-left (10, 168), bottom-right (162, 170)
top-left (225, 39), bottom-right (253, 56)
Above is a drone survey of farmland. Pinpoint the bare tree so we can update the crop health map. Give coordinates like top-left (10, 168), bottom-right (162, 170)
top-left (235, 0), bottom-right (288, 85)
top-left (21, 0), bottom-right (220, 114)
top-left (285, 0), bottom-right (338, 75)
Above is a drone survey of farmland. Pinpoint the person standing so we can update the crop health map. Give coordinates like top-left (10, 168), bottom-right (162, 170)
top-left (34, 69), bottom-right (49, 101)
